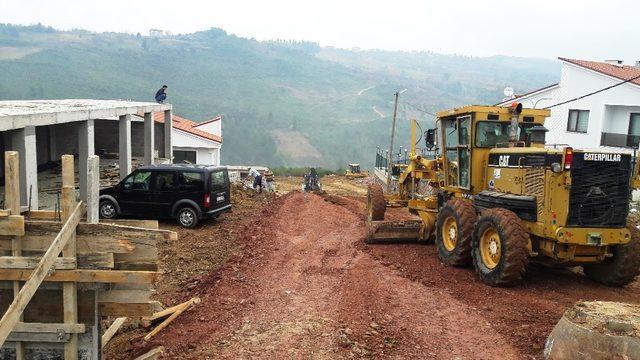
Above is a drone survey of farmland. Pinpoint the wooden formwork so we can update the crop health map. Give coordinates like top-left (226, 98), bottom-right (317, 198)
top-left (0, 152), bottom-right (176, 359)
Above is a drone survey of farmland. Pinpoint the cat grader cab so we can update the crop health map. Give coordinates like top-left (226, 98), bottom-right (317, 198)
top-left (366, 103), bottom-right (640, 286)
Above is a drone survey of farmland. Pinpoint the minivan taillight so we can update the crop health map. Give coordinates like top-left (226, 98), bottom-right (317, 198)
top-left (204, 194), bottom-right (211, 208)
top-left (564, 147), bottom-right (573, 170)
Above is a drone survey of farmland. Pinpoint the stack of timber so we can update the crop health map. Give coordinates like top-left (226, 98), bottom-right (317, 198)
top-left (0, 152), bottom-right (177, 360)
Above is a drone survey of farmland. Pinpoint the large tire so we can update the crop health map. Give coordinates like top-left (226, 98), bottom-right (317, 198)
top-left (366, 184), bottom-right (386, 221)
top-left (436, 199), bottom-right (477, 266)
top-left (582, 214), bottom-right (640, 287)
top-left (471, 208), bottom-right (529, 286)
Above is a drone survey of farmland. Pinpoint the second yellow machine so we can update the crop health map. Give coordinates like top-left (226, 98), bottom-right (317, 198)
top-left (367, 103), bottom-right (640, 286)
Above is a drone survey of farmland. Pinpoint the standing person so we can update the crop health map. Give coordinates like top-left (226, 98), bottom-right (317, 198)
top-left (155, 85), bottom-right (168, 103)
top-left (249, 167), bottom-right (263, 193)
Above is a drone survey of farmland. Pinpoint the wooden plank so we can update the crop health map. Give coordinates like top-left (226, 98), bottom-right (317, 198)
top-left (77, 223), bottom-right (176, 241)
top-left (145, 297), bottom-right (201, 322)
top-left (6, 150), bottom-right (24, 359)
top-left (5, 152), bottom-right (20, 216)
top-left (12, 322), bottom-right (85, 334)
top-left (61, 165), bottom-right (79, 360)
top-left (23, 210), bottom-right (59, 220)
top-left (0, 201), bottom-right (85, 348)
top-left (144, 298), bottom-right (200, 341)
top-left (0, 233), bottom-right (135, 254)
top-left (0, 269), bottom-right (156, 283)
top-left (134, 346), bottom-right (164, 360)
top-left (7, 332), bottom-right (70, 343)
top-left (24, 220), bottom-right (174, 243)
top-left (0, 255), bottom-right (110, 272)
top-left (101, 317), bottom-right (127, 348)
top-left (0, 215), bottom-right (25, 236)
top-left (0, 256), bottom-right (76, 270)
top-left (99, 302), bottom-right (154, 317)
top-left (100, 219), bottom-right (159, 229)
top-left (98, 290), bottom-right (151, 303)
top-left (114, 237), bottom-right (158, 271)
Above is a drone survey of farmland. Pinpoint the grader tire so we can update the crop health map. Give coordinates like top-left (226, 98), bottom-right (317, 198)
top-left (471, 208), bottom-right (529, 286)
top-left (366, 184), bottom-right (386, 221)
top-left (582, 214), bottom-right (640, 287)
top-left (435, 199), bottom-right (477, 267)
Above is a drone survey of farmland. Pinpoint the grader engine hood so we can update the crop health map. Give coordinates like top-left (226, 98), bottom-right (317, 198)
top-left (485, 148), bottom-right (633, 229)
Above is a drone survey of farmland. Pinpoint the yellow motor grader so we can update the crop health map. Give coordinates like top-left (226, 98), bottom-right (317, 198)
top-left (366, 103), bottom-right (640, 286)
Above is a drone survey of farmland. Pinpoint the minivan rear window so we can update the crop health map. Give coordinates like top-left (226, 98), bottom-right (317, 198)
top-left (211, 170), bottom-right (226, 188)
top-left (178, 171), bottom-right (204, 190)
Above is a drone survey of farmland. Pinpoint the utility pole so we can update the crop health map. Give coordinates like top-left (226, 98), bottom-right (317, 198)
top-left (387, 89), bottom-right (407, 191)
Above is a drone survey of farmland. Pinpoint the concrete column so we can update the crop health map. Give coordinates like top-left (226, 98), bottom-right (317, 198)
top-left (49, 125), bottom-right (58, 161)
top-left (10, 126), bottom-right (38, 209)
top-left (86, 155), bottom-right (99, 224)
top-left (119, 114), bottom-right (132, 179)
top-left (78, 119), bottom-right (95, 202)
top-left (164, 109), bottom-right (172, 161)
top-left (144, 112), bottom-right (154, 165)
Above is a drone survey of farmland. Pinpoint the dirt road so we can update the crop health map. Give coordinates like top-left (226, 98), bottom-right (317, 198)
top-left (120, 184), bottom-right (640, 359)
top-left (134, 192), bottom-right (515, 358)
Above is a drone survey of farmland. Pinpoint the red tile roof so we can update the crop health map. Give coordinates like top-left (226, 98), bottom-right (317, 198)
top-left (192, 116), bottom-right (221, 127)
top-left (559, 58), bottom-right (640, 86)
top-left (144, 112), bottom-right (222, 143)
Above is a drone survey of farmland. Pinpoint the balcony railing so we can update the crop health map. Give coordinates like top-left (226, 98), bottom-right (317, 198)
top-left (600, 132), bottom-right (640, 148)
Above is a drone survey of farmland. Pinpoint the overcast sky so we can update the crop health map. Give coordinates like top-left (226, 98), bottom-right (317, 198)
top-left (1, 0), bottom-right (638, 62)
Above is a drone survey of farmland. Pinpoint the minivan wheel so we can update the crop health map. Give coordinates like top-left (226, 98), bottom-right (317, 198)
top-left (99, 200), bottom-right (117, 219)
top-left (177, 207), bottom-right (199, 228)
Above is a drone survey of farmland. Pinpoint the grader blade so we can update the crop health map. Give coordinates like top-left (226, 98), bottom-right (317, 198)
top-left (365, 220), bottom-right (422, 244)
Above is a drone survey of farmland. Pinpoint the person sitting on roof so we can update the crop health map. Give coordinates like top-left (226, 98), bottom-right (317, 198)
top-left (155, 85), bottom-right (168, 104)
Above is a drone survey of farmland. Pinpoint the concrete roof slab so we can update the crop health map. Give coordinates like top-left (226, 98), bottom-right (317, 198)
top-left (0, 99), bottom-right (171, 130)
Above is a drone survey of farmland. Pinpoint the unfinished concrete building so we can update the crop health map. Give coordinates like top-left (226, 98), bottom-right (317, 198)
top-left (0, 100), bottom-right (173, 210)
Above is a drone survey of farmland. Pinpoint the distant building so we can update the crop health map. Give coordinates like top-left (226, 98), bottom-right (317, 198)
top-left (149, 29), bottom-right (164, 37)
top-left (143, 113), bottom-right (223, 165)
top-left (497, 58), bottom-right (640, 154)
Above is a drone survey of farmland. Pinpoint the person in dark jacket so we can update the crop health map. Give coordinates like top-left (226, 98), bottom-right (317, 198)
top-left (155, 85), bottom-right (168, 103)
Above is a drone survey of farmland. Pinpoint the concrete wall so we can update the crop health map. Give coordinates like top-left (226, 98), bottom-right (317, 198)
top-left (194, 119), bottom-right (221, 137)
top-left (94, 119), bottom-right (166, 158)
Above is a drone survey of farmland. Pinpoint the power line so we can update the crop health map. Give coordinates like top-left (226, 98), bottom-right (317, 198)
top-left (544, 74), bottom-right (640, 109)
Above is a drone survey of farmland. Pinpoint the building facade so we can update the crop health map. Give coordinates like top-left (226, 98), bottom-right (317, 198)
top-left (498, 58), bottom-right (640, 154)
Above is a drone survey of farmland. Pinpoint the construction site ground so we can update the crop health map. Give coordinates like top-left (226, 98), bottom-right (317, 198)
top-left (105, 176), bottom-right (640, 360)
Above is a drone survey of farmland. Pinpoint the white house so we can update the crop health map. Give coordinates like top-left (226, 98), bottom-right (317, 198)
top-left (498, 58), bottom-right (640, 154)
top-left (138, 112), bottom-right (223, 165)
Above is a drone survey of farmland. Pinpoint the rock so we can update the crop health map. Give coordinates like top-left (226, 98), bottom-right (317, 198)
top-left (545, 301), bottom-right (640, 359)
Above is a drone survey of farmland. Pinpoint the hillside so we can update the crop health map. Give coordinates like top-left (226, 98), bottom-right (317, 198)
top-left (0, 24), bottom-right (559, 168)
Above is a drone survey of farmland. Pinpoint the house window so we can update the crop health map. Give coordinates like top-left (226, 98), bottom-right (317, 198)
top-left (567, 110), bottom-right (589, 133)
top-left (173, 150), bottom-right (197, 164)
top-left (628, 113), bottom-right (640, 148)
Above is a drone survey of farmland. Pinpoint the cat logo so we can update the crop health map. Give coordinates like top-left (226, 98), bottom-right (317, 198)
top-left (498, 155), bottom-right (510, 167)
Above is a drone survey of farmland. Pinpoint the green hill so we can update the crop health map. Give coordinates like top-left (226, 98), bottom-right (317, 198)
top-left (0, 24), bottom-right (559, 168)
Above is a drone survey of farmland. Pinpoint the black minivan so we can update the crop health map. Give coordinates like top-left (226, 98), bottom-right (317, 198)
top-left (99, 165), bottom-right (231, 228)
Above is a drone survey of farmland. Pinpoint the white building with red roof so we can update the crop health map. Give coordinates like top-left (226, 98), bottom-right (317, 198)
top-left (146, 113), bottom-right (223, 165)
top-left (498, 58), bottom-right (640, 153)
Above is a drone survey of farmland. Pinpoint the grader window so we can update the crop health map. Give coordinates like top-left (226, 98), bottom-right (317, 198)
top-left (442, 116), bottom-right (471, 189)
